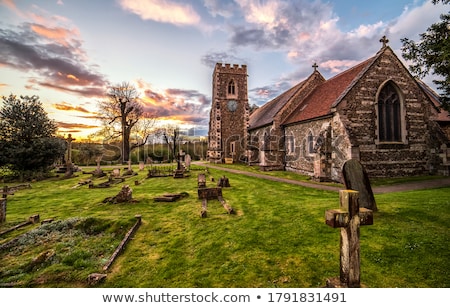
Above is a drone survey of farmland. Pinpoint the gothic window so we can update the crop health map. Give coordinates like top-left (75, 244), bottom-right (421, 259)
top-left (308, 131), bottom-right (314, 154)
top-left (228, 80), bottom-right (236, 95)
top-left (286, 135), bottom-right (294, 154)
top-left (378, 82), bottom-right (402, 142)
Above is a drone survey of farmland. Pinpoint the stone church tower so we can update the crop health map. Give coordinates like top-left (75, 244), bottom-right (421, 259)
top-left (207, 63), bottom-right (249, 163)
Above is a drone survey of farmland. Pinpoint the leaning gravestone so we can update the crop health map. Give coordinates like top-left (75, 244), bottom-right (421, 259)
top-left (342, 159), bottom-right (377, 211)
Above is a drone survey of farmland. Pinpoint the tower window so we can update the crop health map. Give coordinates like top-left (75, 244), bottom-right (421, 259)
top-left (228, 80), bottom-right (236, 95)
top-left (378, 82), bottom-right (402, 142)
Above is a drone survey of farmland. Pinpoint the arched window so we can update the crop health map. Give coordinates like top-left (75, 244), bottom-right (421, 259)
top-left (378, 82), bottom-right (402, 142)
top-left (308, 131), bottom-right (314, 154)
top-left (228, 80), bottom-right (236, 95)
top-left (286, 135), bottom-right (294, 154)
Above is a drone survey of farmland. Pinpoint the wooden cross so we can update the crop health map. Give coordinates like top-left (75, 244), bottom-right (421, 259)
top-left (325, 190), bottom-right (373, 287)
top-left (379, 35), bottom-right (389, 47)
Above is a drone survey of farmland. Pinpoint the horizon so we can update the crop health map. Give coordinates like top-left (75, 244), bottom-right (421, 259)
top-left (0, 0), bottom-right (447, 140)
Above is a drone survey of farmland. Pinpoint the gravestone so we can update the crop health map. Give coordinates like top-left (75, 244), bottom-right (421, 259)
top-left (112, 169), bottom-right (120, 177)
top-left (185, 154), bottom-right (191, 170)
top-left (93, 156), bottom-right (106, 177)
top-left (342, 159), bottom-right (377, 211)
top-left (198, 173), bottom-right (206, 188)
top-left (217, 175), bottom-right (230, 187)
top-left (103, 185), bottom-right (134, 203)
top-left (64, 134), bottom-right (76, 177)
top-left (139, 161), bottom-right (145, 171)
top-left (325, 190), bottom-right (373, 287)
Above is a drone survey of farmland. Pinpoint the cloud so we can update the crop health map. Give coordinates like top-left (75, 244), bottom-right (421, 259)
top-left (119, 0), bottom-right (201, 26)
top-left (30, 24), bottom-right (80, 48)
top-left (227, 0), bottom-right (448, 106)
top-left (386, 1), bottom-right (447, 45)
top-left (56, 121), bottom-right (99, 133)
top-left (204, 0), bottom-right (235, 18)
top-left (200, 51), bottom-right (248, 68)
top-left (135, 79), bottom-right (211, 125)
top-left (0, 5), bottom-right (107, 98)
top-left (319, 59), bottom-right (363, 74)
top-left (53, 102), bottom-right (91, 113)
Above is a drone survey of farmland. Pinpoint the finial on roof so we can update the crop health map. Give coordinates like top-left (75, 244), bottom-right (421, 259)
top-left (380, 35), bottom-right (389, 47)
top-left (312, 62), bottom-right (318, 72)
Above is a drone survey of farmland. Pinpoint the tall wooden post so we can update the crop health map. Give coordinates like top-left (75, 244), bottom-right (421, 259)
top-left (0, 198), bottom-right (6, 224)
top-left (325, 190), bottom-right (373, 287)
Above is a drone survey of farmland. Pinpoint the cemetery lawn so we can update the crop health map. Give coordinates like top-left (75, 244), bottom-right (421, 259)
top-left (0, 165), bottom-right (449, 288)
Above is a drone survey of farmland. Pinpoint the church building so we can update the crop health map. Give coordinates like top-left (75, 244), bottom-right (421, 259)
top-left (207, 37), bottom-right (450, 181)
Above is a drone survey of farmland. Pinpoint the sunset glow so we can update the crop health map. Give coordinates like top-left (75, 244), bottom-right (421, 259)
top-left (0, 0), bottom-right (446, 140)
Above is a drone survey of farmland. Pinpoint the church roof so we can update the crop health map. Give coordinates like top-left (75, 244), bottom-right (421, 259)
top-left (282, 56), bottom-right (376, 125)
top-left (248, 78), bottom-right (308, 129)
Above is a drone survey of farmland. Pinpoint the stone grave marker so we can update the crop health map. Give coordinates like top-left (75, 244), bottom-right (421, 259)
top-left (342, 159), bottom-right (377, 211)
top-left (198, 173), bottom-right (206, 188)
top-left (185, 154), bottom-right (191, 170)
top-left (217, 175), bottom-right (230, 187)
top-left (139, 161), bottom-right (145, 171)
top-left (112, 168), bottom-right (120, 177)
top-left (325, 190), bottom-right (373, 287)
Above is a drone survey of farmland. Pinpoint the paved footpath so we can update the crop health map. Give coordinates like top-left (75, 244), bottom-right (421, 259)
top-left (193, 162), bottom-right (450, 194)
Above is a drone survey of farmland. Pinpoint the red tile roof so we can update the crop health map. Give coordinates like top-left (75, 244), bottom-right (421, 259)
top-left (283, 57), bottom-right (375, 125)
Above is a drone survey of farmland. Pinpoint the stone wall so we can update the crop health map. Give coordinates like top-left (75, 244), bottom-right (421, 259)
top-left (247, 124), bottom-right (285, 170)
top-left (335, 47), bottom-right (447, 177)
top-left (285, 118), bottom-right (336, 179)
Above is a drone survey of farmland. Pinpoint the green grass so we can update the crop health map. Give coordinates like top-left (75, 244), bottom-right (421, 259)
top-left (0, 164), bottom-right (449, 287)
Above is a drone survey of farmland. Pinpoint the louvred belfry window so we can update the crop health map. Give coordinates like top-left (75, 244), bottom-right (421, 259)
top-left (378, 82), bottom-right (402, 142)
top-left (228, 80), bottom-right (235, 95)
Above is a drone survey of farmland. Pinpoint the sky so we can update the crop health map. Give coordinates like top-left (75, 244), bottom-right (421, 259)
top-left (0, 0), bottom-right (448, 139)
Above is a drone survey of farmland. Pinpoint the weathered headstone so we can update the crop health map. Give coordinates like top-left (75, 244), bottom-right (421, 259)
top-left (112, 168), bottom-right (120, 177)
top-left (103, 185), bottom-right (134, 203)
top-left (65, 134), bottom-right (75, 164)
top-left (93, 156), bottom-right (106, 177)
top-left (185, 154), bottom-right (191, 170)
top-left (139, 161), bottom-right (145, 171)
top-left (342, 159), bottom-right (377, 211)
top-left (198, 173), bottom-right (206, 188)
top-left (325, 190), bottom-right (373, 287)
top-left (64, 134), bottom-right (76, 177)
top-left (217, 175), bottom-right (230, 187)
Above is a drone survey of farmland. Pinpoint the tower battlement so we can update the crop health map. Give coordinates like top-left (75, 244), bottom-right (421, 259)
top-left (215, 63), bottom-right (247, 74)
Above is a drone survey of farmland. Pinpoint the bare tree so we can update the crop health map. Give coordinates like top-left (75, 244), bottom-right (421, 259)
top-left (98, 82), bottom-right (144, 163)
top-left (130, 112), bottom-right (156, 151)
top-left (156, 125), bottom-right (184, 163)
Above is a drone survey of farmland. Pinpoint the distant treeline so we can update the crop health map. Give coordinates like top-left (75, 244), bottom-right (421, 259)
top-left (71, 141), bottom-right (208, 165)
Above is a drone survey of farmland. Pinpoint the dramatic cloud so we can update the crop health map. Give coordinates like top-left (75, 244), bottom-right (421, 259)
top-left (56, 121), bottom-right (99, 133)
top-left (135, 80), bottom-right (211, 125)
top-left (53, 102), bottom-right (91, 113)
top-left (226, 0), bottom-right (447, 106)
top-left (0, 12), bottom-right (107, 98)
top-left (119, 0), bottom-right (201, 26)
